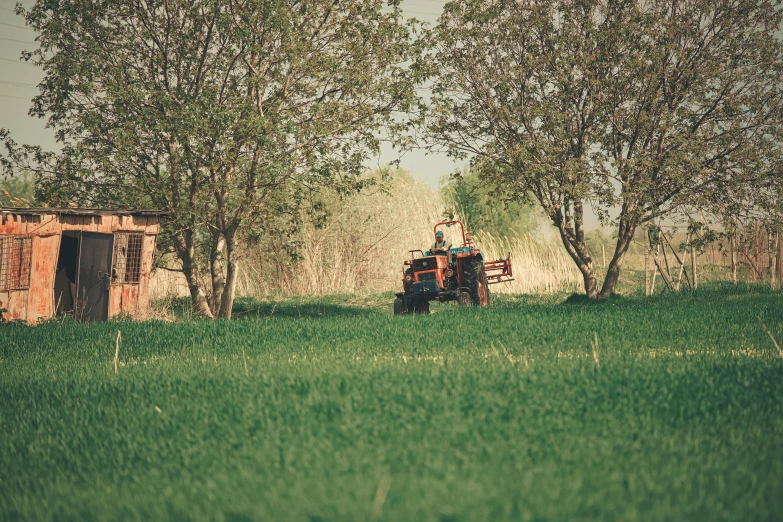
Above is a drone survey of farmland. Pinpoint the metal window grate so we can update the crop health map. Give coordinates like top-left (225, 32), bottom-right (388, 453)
top-left (0, 237), bottom-right (7, 290)
top-left (0, 236), bottom-right (33, 291)
top-left (112, 232), bottom-right (143, 284)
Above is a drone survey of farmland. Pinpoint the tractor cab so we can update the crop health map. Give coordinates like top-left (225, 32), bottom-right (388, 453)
top-left (394, 220), bottom-right (513, 314)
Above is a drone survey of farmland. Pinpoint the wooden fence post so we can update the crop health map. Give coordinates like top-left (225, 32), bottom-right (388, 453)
top-left (755, 218), bottom-right (760, 282)
top-left (644, 235), bottom-right (651, 296)
top-left (777, 232), bottom-right (783, 283)
top-left (675, 255), bottom-right (685, 291)
top-left (690, 236), bottom-right (698, 290)
top-left (767, 230), bottom-right (775, 286)
top-left (770, 231), bottom-right (777, 288)
top-left (651, 251), bottom-right (675, 291)
top-left (661, 232), bottom-right (690, 290)
top-left (729, 233), bottom-right (737, 284)
top-left (661, 233), bottom-right (673, 284)
top-left (651, 241), bottom-right (660, 294)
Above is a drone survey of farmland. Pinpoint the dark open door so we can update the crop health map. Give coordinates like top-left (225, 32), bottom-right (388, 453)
top-left (77, 232), bottom-right (113, 322)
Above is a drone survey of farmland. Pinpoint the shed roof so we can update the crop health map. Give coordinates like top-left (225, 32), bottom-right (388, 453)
top-left (0, 207), bottom-right (166, 216)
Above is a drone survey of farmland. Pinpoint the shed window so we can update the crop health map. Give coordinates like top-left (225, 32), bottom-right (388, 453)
top-left (112, 232), bottom-right (143, 284)
top-left (21, 214), bottom-right (42, 224)
top-left (0, 236), bottom-right (33, 291)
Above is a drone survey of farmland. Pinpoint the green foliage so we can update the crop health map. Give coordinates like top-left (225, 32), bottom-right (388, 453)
top-left (0, 172), bottom-right (35, 207)
top-left (1, 289), bottom-right (783, 520)
top-left (440, 168), bottom-right (541, 238)
top-left (422, 0), bottom-right (783, 299)
top-left (1, 0), bottom-right (421, 318)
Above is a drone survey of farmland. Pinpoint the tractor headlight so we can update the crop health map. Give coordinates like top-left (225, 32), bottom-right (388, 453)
top-left (405, 274), bottom-right (413, 282)
top-left (445, 269), bottom-right (454, 278)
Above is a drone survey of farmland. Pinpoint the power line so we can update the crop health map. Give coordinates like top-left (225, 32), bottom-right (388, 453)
top-left (0, 56), bottom-right (34, 66)
top-left (0, 92), bottom-right (32, 101)
top-left (0, 21), bottom-right (34, 31)
top-left (0, 79), bottom-right (38, 89)
top-left (0, 36), bottom-right (35, 44)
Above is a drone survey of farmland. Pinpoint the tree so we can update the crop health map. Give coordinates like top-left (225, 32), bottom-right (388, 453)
top-left (1, 0), bottom-right (420, 317)
top-left (422, 0), bottom-right (783, 298)
top-left (440, 168), bottom-right (541, 238)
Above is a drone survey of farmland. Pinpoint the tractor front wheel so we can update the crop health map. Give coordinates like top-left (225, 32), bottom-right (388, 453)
top-left (393, 297), bottom-right (405, 315)
top-left (464, 260), bottom-right (490, 306)
top-left (413, 301), bottom-right (430, 314)
top-left (457, 291), bottom-right (471, 306)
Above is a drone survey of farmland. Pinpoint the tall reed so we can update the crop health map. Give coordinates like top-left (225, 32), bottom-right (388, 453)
top-left (237, 175), bottom-right (447, 296)
top-left (476, 232), bottom-right (583, 294)
top-left (149, 175), bottom-right (585, 299)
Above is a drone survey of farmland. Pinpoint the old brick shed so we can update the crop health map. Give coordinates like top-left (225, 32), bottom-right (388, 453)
top-left (0, 208), bottom-right (162, 323)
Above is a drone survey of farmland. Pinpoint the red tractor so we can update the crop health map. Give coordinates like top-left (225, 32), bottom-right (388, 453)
top-left (394, 220), bottom-right (513, 314)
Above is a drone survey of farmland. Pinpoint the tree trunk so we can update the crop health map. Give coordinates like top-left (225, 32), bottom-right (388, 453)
top-left (581, 266), bottom-right (599, 299)
top-left (551, 202), bottom-right (639, 299)
top-left (768, 231), bottom-right (775, 286)
top-left (754, 218), bottom-right (760, 282)
top-left (597, 224), bottom-right (636, 299)
top-left (551, 200), bottom-right (598, 298)
top-left (179, 232), bottom-right (214, 318)
top-left (210, 232), bottom-right (226, 312)
top-left (217, 229), bottom-right (239, 319)
top-left (219, 260), bottom-right (239, 320)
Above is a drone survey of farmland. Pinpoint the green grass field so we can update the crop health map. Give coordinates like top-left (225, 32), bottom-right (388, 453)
top-left (2, 284), bottom-right (782, 521)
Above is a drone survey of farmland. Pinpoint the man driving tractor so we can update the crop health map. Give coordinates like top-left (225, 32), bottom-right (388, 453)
top-left (393, 220), bottom-right (512, 314)
top-left (430, 230), bottom-right (453, 266)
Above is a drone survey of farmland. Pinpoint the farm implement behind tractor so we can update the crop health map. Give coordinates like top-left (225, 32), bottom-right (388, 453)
top-left (394, 220), bottom-right (513, 314)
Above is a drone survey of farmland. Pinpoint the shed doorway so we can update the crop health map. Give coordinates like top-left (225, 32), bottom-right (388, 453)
top-left (54, 231), bottom-right (114, 321)
top-left (54, 232), bottom-right (78, 316)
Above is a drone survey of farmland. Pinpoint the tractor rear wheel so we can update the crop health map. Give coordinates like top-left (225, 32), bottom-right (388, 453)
top-left (479, 268), bottom-right (490, 306)
top-left (464, 259), bottom-right (490, 306)
top-left (393, 297), bottom-right (405, 315)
